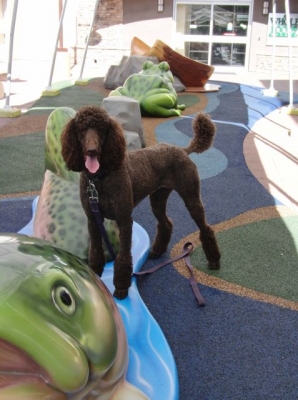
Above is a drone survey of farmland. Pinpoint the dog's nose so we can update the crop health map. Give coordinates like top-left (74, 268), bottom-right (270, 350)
top-left (86, 149), bottom-right (98, 157)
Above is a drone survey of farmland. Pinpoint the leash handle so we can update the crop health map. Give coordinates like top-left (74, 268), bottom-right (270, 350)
top-left (134, 242), bottom-right (205, 307)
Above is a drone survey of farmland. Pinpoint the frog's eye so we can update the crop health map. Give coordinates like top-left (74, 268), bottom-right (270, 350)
top-left (53, 286), bottom-right (76, 315)
top-left (159, 61), bottom-right (169, 71)
top-left (143, 60), bottom-right (154, 70)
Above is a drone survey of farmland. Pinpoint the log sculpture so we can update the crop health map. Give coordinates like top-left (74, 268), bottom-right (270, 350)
top-left (131, 37), bottom-right (215, 89)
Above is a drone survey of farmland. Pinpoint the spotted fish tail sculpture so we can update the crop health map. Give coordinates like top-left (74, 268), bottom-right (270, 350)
top-left (33, 106), bottom-right (120, 262)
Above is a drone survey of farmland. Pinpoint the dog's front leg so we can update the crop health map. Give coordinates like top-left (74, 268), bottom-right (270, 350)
top-left (88, 218), bottom-right (106, 276)
top-left (113, 216), bottom-right (133, 300)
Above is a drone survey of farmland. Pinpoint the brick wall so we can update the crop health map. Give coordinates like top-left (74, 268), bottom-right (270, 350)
top-left (256, 54), bottom-right (298, 75)
top-left (71, 0), bottom-right (130, 75)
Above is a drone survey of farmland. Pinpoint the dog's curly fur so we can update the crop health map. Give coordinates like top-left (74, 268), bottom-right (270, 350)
top-left (61, 106), bottom-right (221, 299)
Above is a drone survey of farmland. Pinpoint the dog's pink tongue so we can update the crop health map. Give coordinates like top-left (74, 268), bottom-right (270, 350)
top-left (85, 156), bottom-right (100, 174)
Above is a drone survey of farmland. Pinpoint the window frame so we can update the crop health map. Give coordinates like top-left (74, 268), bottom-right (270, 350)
top-left (174, 0), bottom-right (253, 70)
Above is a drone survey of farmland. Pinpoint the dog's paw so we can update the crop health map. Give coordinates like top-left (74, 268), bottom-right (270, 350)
top-left (113, 288), bottom-right (129, 300)
top-left (208, 261), bottom-right (220, 270)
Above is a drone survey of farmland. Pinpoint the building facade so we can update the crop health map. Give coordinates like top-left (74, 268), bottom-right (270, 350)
top-left (1, 0), bottom-right (297, 76)
top-left (121, 0), bottom-right (298, 73)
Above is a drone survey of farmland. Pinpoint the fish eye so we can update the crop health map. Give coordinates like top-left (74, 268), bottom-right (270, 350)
top-left (53, 286), bottom-right (76, 315)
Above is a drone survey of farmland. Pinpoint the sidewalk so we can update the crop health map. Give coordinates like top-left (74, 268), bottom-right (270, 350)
top-left (0, 59), bottom-right (99, 113)
top-left (212, 69), bottom-right (298, 93)
top-left (213, 70), bottom-right (298, 213)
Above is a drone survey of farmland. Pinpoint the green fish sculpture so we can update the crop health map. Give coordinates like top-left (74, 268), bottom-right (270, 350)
top-left (0, 234), bottom-right (148, 399)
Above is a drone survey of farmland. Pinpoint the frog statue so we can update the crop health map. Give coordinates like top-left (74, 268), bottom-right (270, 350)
top-left (109, 61), bottom-right (186, 117)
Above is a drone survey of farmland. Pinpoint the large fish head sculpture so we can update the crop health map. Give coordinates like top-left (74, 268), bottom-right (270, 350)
top-left (0, 234), bottom-right (148, 399)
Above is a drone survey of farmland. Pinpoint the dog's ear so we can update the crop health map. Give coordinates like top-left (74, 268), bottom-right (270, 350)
top-left (100, 117), bottom-right (126, 170)
top-left (61, 118), bottom-right (85, 172)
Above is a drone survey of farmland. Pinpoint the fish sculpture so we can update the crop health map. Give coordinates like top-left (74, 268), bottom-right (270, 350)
top-left (0, 233), bottom-right (148, 399)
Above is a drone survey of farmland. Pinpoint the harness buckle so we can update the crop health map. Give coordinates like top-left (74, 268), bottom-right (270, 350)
top-left (87, 180), bottom-right (99, 202)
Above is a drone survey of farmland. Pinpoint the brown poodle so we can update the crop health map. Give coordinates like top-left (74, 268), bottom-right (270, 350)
top-left (61, 106), bottom-right (220, 299)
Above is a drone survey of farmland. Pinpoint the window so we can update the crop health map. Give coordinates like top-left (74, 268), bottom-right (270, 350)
top-left (175, 2), bottom-right (251, 68)
top-left (187, 42), bottom-right (209, 63)
top-left (177, 4), bottom-right (211, 35)
top-left (211, 43), bottom-right (246, 66)
top-left (213, 5), bottom-right (249, 36)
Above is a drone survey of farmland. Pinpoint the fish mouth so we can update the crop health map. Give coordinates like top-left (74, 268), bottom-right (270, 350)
top-left (0, 339), bottom-right (55, 390)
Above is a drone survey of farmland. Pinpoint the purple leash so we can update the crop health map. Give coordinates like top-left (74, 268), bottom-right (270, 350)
top-left (87, 180), bottom-right (116, 260)
top-left (134, 242), bottom-right (205, 307)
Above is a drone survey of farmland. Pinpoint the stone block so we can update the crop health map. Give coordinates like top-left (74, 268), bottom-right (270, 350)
top-left (103, 55), bottom-right (159, 89)
top-left (102, 96), bottom-right (145, 149)
top-left (124, 130), bottom-right (143, 151)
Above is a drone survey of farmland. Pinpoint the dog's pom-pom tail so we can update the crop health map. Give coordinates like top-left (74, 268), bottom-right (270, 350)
top-left (185, 112), bottom-right (216, 155)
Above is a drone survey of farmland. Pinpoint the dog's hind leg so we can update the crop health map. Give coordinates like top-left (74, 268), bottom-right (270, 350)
top-left (149, 188), bottom-right (173, 258)
top-left (197, 217), bottom-right (221, 270)
top-left (176, 180), bottom-right (221, 270)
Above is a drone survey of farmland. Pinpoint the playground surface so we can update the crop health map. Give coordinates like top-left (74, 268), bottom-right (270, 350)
top-left (1, 61), bottom-right (298, 399)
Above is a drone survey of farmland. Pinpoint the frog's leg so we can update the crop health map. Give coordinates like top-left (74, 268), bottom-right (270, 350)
top-left (141, 93), bottom-right (182, 117)
top-left (109, 89), bottom-right (124, 97)
top-left (177, 103), bottom-right (186, 110)
top-left (109, 86), bottom-right (131, 97)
